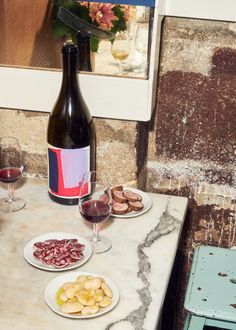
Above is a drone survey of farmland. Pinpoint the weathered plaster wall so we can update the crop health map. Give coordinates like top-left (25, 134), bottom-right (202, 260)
top-left (146, 17), bottom-right (236, 329)
top-left (0, 110), bottom-right (138, 186)
top-left (148, 16), bottom-right (236, 247)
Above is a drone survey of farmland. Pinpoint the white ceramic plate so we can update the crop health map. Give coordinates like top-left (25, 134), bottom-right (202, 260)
top-left (24, 232), bottom-right (92, 272)
top-left (44, 271), bottom-right (119, 319)
top-left (111, 187), bottom-right (152, 218)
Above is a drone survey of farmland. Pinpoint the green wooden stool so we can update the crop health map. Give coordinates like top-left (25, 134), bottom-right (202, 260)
top-left (184, 245), bottom-right (236, 330)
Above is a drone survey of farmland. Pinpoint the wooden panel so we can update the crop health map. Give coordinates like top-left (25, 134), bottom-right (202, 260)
top-left (0, 0), bottom-right (61, 68)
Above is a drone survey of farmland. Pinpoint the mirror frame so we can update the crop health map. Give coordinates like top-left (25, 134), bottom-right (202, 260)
top-left (0, 1), bottom-right (163, 122)
top-left (0, 0), bottom-right (235, 122)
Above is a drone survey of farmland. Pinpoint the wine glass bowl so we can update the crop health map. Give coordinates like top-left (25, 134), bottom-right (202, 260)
top-left (0, 136), bottom-right (26, 212)
top-left (78, 171), bottom-right (112, 254)
top-left (111, 31), bottom-right (130, 75)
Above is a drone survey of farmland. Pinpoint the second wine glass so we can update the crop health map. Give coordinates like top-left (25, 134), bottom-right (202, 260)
top-left (0, 136), bottom-right (26, 212)
top-left (78, 171), bottom-right (112, 254)
top-left (111, 31), bottom-right (130, 75)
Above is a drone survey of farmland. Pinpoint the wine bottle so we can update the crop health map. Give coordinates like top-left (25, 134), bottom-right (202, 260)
top-left (47, 41), bottom-right (96, 205)
top-left (77, 31), bottom-right (93, 72)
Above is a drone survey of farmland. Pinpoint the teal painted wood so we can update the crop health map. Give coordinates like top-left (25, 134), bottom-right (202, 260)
top-left (186, 315), bottom-right (206, 329)
top-left (184, 314), bottom-right (191, 330)
top-left (184, 245), bottom-right (236, 323)
top-left (206, 318), bottom-right (236, 329)
top-left (185, 314), bottom-right (236, 330)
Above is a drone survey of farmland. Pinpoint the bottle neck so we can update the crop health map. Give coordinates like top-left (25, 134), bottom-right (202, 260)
top-left (77, 33), bottom-right (92, 72)
top-left (61, 52), bottom-right (79, 91)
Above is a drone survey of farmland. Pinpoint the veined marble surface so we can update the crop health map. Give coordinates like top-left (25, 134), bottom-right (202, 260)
top-left (0, 178), bottom-right (188, 330)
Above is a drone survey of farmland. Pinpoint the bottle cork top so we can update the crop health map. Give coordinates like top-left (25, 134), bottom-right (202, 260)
top-left (62, 40), bottom-right (78, 54)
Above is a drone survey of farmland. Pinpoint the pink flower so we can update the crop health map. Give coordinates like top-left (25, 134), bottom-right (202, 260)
top-left (88, 3), bottom-right (118, 30)
top-left (120, 5), bottom-right (135, 22)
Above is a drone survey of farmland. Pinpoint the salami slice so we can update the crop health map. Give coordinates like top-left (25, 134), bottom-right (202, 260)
top-left (128, 200), bottom-right (144, 211)
top-left (111, 185), bottom-right (123, 194)
top-left (33, 238), bottom-right (85, 268)
top-left (123, 190), bottom-right (142, 202)
top-left (112, 191), bottom-right (127, 203)
top-left (112, 201), bottom-right (129, 215)
top-left (99, 193), bottom-right (109, 204)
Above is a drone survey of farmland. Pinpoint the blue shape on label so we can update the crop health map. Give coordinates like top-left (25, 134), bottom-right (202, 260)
top-left (48, 149), bottom-right (58, 193)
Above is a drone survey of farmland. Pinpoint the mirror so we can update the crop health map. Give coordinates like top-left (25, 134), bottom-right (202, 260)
top-left (0, 1), bottom-right (153, 79)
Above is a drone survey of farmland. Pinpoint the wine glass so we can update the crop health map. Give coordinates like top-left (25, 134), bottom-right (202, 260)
top-left (0, 136), bottom-right (26, 212)
top-left (78, 171), bottom-right (112, 254)
top-left (111, 31), bottom-right (130, 75)
top-left (134, 23), bottom-right (149, 74)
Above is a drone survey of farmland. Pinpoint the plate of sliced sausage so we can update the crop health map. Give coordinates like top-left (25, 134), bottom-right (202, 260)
top-left (111, 186), bottom-right (152, 218)
top-left (24, 232), bottom-right (92, 271)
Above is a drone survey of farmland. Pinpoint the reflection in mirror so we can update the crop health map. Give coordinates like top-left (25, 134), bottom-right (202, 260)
top-left (0, 1), bottom-right (152, 79)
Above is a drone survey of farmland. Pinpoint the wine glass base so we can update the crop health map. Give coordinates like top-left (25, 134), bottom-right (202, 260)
top-left (87, 236), bottom-right (112, 254)
top-left (0, 196), bottom-right (26, 212)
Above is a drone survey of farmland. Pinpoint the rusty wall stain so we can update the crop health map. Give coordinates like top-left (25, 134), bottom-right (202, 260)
top-left (212, 47), bottom-right (236, 75)
top-left (156, 68), bottom-right (236, 165)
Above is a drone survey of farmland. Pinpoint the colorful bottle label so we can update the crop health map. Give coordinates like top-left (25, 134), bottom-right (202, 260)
top-left (48, 145), bottom-right (90, 199)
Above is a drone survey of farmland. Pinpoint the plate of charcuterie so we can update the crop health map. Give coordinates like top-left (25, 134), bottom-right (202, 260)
top-left (24, 232), bottom-right (92, 271)
top-left (44, 271), bottom-right (119, 318)
top-left (111, 186), bottom-right (152, 218)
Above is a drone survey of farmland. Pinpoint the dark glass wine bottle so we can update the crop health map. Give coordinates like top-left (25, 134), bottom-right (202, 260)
top-left (47, 41), bottom-right (96, 205)
top-left (77, 31), bottom-right (93, 72)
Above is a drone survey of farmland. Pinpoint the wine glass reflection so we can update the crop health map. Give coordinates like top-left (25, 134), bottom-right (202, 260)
top-left (134, 23), bottom-right (149, 73)
top-left (111, 31), bottom-right (130, 75)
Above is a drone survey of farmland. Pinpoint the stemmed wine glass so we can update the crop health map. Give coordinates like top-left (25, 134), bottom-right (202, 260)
top-left (134, 23), bottom-right (149, 74)
top-left (0, 136), bottom-right (26, 212)
top-left (78, 171), bottom-right (112, 254)
top-left (111, 31), bottom-right (130, 75)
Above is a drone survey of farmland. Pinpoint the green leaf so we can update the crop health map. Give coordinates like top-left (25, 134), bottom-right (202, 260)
top-left (90, 38), bottom-right (100, 53)
top-left (53, 21), bottom-right (70, 39)
top-left (111, 6), bottom-right (127, 33)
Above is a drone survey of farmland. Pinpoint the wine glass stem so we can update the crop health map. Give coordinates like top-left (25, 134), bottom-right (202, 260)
top-left (142, 55), bottom-right (146, 72)
top-left (92, 223), bottom-right (100, 242)
top-left (118, 61), bottom-right (122, 74)
top-left (7, 183), bottom-right (14, 202)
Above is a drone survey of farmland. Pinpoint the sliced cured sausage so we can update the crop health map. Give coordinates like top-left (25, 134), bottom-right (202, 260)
top-left (99, 193), bottom-right (109, 204)
top-left (123, 190), bottom-right (142, 202)
top-left (112, 201), bottom-right (129, 215)
top-left (112, 191), bottom-right (127, 203)
top-left (33, 238), bottom-right (85, 268)
top-left (111, 185), bottom-right (123, 194)
top-left (128, 200), bottom-right (144, 211)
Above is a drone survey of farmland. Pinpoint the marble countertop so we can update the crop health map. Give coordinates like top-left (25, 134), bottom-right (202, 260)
top-left (0, 178), bottom-right (188, 330)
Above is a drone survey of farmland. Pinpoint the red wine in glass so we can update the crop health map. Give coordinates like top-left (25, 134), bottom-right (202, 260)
top-left (0, 167), bottom-right (22, 184)
top-left (80, 200), bottom-right (111, 224)
top-left (0, 136), bottom-right (26, 212)
top-left (78, 171), bottom-right (112, 254)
